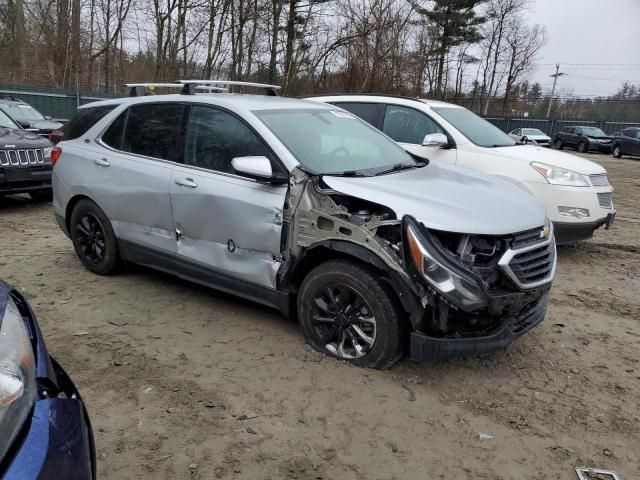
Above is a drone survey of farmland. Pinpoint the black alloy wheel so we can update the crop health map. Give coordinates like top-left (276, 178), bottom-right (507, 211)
top-left (298, 259), bottom-right (404, 369)
top-left (309, 283), bottom-right (376, 359)
top-left (75, 213), bottom-right (106, 265)
top-left (70, 199), bottom-right (121, 275)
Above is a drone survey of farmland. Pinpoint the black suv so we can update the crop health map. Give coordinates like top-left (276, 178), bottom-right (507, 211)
top-left (611, 127), bottom-right (640, 158)
top-left (552, 126), bottom-right (612, 153)
top-left (0, 97), bottom-right (63, 137)
top-left (0, 108), bottom-right (54, 201)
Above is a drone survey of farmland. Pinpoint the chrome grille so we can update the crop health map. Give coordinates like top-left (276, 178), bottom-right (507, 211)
top-left (590, 174), bottom-right (609, 187)
top-left (597, 192), bottom-right (613, 209)
top-left (500, 235), bottom-right (556, 289)
top-left (0, 149), bottom-right (46, 166)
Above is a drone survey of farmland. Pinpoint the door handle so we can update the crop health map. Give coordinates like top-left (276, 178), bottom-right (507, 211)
top-left (94, 158), bottom-right (110, 167)
top-left (174, 177), bottom-right (198, 188)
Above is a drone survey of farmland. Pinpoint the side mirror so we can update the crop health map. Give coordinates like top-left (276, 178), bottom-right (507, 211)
top-left (422, 132), bottom-right (448, 147)
top-left (17, 120), bottom-right (31, 129)
top-left (44, 115), bottom-right (52, 121)
top-left (231, 156), bottom-right (285, 183)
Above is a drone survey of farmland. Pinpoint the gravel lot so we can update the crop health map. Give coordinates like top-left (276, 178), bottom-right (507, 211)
top-left (1, 153), bottom-right (638, 479)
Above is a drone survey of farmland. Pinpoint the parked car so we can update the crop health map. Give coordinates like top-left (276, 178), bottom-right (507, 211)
top-left (307, 95), bottom-right (615, 245)
top-left (52, 82), bottom-right (556, 368)
top-left (0, 109), bottom-right (54, 202)
top-left (0, 280), bottom-right (95, 479)
top-left (0, 97), bottom-right (63, 137)
top-left (552, 125), bottom-right (612, 153)
top-left (611, 127), bottom-right (640, 159)
top-left (508, 127), bottom-right (551, 147)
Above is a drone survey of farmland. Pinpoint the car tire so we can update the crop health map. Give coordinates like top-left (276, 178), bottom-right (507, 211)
top-left (577, 141), bottom-right (587, 153)
top-left (554, 139), bottom-right (563, 150)
top-left (29, 190), bottom-right (53, 202)
top-left (297, 259), bottom-right (404, 369)
top-left (612, 145), bottom-right (623, 158)
top-left (70, 199), bottom-right (121, 275)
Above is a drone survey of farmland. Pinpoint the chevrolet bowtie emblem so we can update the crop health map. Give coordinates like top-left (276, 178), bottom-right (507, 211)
top-left (541, 226), bottom-right (550, 239)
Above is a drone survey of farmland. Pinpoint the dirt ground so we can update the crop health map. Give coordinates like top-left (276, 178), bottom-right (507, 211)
top-left (1, 152), bottom-right (638, 480)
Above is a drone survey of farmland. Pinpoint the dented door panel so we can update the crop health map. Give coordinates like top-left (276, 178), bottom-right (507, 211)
top-left (170, 166), bottom-right (287, 288)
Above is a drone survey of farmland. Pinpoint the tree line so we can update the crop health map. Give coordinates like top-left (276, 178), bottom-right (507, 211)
top-left (0, 0), bottom-right (637, 120)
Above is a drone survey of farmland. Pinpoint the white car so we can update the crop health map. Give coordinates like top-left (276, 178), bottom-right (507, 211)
top-left (508, 128), bottom-right (552, 147)
top-left (307, 95), bottom-right (615, 244)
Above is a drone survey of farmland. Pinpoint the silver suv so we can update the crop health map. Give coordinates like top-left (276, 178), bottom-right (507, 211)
top-left (52, 81), bottom-right (556, 368)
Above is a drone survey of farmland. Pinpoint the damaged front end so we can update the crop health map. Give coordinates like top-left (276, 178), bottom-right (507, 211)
top-left (280, 169), bottom-right (555, 362)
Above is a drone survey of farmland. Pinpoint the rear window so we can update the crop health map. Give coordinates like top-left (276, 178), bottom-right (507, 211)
top-left (63, 105), bottom-right (117, 140)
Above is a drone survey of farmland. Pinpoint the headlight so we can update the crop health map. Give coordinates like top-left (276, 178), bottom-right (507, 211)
top-left (43, 147), bottom-right (53, 162)
top-left (531, 162), bottom-right (589, 187)
top-left (0, 295), bottom-right (36, 463)
top-left (405, 224), bottom-right (486, 311)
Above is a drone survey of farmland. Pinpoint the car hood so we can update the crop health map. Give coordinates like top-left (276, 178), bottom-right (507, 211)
top-left (0, 127), bottom-right (52, 148)
top-left (322, 162), bottom-right (546, 236)
top-left (486, 145), bottom-right (606, 174)
top-left (26, 119), bottom-right (64, 132)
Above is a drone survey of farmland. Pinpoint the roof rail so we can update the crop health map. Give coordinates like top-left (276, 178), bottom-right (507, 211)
top-left (124, 83), bottom-right (228, 97)
top-left (179, 80), bottom-right (281, 96)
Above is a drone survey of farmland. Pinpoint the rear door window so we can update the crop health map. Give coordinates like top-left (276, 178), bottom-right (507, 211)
top-left (382, 105), bottom-right (444, 145)
top-left (121, 104), bottom-right (183, 161)
top-left (63, 105), bottom-right (117, 140)
top-left (331, 102), bottom-right (381, 127)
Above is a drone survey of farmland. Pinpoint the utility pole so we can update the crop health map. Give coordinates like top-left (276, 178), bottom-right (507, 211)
top-left (546, 64), bottom-right (567, 118)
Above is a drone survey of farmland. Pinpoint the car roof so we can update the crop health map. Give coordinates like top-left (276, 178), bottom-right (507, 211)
top-left (79, 93), bottom-right (332, 115)
top-left (305, 93), bottom-right (464, 110)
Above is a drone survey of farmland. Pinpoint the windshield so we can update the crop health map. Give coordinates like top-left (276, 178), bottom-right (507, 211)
top-left (522, 128), bottom-right (545, 135)
top-left (255, 109), bottom-right (417, 175)
top-left (2, 103), bottom-right (45, 122)
top-left (581, 127), bottom-right (607, 137)
top-left (432, 107), bottom-right (516, 147)
top-left (0, 110), bottom-right (18, 129)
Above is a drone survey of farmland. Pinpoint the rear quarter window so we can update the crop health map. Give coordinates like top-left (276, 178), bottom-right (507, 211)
top-left (63, 105), bottom-right (117, 140)
top-left (331, 102), bottom-right (380, 126)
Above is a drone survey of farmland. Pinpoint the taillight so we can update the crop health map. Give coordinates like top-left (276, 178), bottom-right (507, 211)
top-left (51, 146), bottom-right (62, 166)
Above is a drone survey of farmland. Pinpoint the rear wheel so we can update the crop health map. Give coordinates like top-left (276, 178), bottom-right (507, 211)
top-left (297, 260), bottom-right (404, 369)
top-left (554, 139), bottom-right (563, 150)
top-left (70, 199), bottom-right (121, 275)
top-left (577, 141), bottom-right (587, 153)
top-left (612, 144), bottom-right (623, 158)
top-left (29, 190), bottom-right (52, 202)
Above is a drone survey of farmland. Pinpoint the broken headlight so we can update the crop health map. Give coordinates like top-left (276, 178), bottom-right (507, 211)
top-left (0, 294), bottom-right (36, 463)
top-left (405, 222), bottom-right (487, 311)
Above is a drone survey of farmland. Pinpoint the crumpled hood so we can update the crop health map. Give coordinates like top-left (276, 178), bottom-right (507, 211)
top-left (323, 162), bottom-right (547, 236)
top-left (487, 145), bottom-right (606, 174)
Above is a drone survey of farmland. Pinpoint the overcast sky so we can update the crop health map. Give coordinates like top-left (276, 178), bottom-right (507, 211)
top-left (528, 0), bottom-right (640, 97)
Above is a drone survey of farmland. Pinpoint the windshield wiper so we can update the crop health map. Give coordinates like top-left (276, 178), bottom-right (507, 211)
top-left (374, 162), bottom-right (425, 176)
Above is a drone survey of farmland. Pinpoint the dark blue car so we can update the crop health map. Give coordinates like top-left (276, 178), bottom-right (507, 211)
top-left (0, 281), bottom-right (95, 480)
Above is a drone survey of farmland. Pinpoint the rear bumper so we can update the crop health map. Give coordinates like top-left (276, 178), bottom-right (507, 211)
top-left (409, 293), bottom-right (548, 362)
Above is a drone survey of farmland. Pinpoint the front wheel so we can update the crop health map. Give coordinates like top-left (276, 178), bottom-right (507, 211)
top-left (577, 141), bottom-right (587, 153)
top-left (612, 145), bottom-right (623, 158)
top-left (554, 139), bottom-right (563, 150)
top-left (297, 260), bottom-right (404, 369)
top-left (70, 199), bottom-right (121, 275)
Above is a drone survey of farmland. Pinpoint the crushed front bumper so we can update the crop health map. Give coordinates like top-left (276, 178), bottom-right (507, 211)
top-left (409, 292), bottom-right (549, 362)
